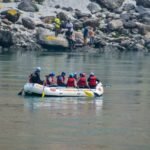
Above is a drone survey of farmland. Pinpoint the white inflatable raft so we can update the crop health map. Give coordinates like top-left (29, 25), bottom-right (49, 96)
top-left (24, 82), bottom-right (104, 97)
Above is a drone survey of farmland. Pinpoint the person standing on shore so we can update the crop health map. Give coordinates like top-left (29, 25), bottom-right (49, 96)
top-left (88, 27), bottom-right (95, 46)
top-left (65, 20), bottom-right (75, 49)
top-left (54, 14), bottom-right (61, 37)
top-left (83, 26), bottom-right (89, 46)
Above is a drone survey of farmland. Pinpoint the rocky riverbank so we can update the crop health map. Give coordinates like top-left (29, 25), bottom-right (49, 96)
top-left (0, 0), bottom-right (150, 53)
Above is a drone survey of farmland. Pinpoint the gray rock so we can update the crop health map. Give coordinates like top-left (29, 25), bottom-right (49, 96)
top-left (136, 5), bottom-right (150, 14)
top-left (22, 17), bottom-right (35, 30)
top-left (57, 12), bottom-right (69, 21)
top-left (0, 9), bottom-right (20, 23)
top-left (123, 20), bottom-right (137, 29)
top-left (73, 21), bottom-right (83, 30)
top-left (75, 11), bottom-right (91, 19)
top-left (83, 18), bottom-right (100, 28)
top-left (94, 0), bottom-right (124, 11)
top-left (0, 30), bottom-right (13, 47)
top-left (133, 43), bottom-right (145, 51)
top-left (136, 0), bottom-right (150, 8)
top-left (40, 16), bottom-right (55, 24)
top-left (108, 19), bottom-right (123, 31)
top-left (18, 0), bottom-right (39, 12)
top-left (37, 29), bottom-right (68, 49)
top-left (87, 2), bottom-right (102, 14)
top-left (62, 7), bottom-right (73, 12)
top-left (135, 22), bottom-right (150, 34)
top-left (122, 3), bottom-right (135, 11)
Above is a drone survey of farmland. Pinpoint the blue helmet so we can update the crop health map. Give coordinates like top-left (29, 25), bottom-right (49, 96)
top-left (79, 72), bottom-right (82, 77)
top-left (49, 72), bottom-right (55, 76)
top-left (61, 72), bottom-right (66, 76)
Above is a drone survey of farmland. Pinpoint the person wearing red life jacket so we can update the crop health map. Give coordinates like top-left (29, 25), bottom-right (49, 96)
top-left (57, 72), bottom-right (66, 86)
top-left (45, 72), bottom-right (56, 86)
top-left (66, 73), bottom-right (77, 87)
top-left (77, 73), bottom-right (88, 88)
top-left (87, 72), bottom-right (100, 88)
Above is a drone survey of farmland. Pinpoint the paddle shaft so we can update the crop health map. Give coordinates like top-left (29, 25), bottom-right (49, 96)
top-left (18, 88), bottom-right (24, 95)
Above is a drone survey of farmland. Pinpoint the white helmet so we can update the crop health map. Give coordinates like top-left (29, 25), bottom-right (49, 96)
top-left (35, 67), bottom-right (41, 72)
top-left (90, 72), bottom-right (94, 76)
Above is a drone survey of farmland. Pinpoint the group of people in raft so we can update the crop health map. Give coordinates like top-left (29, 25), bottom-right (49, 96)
top-left (29, 67), bottom-right (100, 89)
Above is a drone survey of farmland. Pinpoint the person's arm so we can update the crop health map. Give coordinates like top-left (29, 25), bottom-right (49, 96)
top-left (96, 78), bottom-right (100, 83)
top-left (74, 79), bottom-right (77, 88)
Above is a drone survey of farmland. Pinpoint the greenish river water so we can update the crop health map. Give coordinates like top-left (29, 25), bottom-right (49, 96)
top-left (0, 51), bottom-right (150, 150)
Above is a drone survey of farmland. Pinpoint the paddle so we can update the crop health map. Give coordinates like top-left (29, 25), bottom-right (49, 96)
top-left (84, 90), bottom-right (94, 97)
top-left (41, 81), bottom-right (46, 98)
top-left (18, 88), bottom-right (24, 95)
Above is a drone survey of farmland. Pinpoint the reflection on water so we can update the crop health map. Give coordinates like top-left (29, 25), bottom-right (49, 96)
top-left (24, 96), bottom-right (103, 114)
top-left (0, 51), bottom-right (150, 150)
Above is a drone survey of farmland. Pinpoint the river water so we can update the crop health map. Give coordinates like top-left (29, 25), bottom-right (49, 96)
top-left (0, 50), bottom-right (150, 150)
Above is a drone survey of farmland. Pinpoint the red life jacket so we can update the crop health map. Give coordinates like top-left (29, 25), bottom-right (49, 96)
top-left (88, 76), bottom-right (96, 87)
top-left (67, 77), bottom-right (75, 87)
top-left (78, 77), bottom-right (87, 87)
top-left (46, 76), bottom-right (55, 85)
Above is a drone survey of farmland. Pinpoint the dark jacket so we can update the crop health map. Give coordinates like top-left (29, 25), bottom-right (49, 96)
top-left (29, 72), bottom-right (43, 84)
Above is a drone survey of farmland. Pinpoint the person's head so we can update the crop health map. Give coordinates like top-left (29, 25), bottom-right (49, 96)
top-left (79, 72), bottom-right (82, 77)
top-left (35, 67), bottom-right (41, 73)
top-left (82, 73), bottom-right (86, 77)
top-left (49, 72), bottom-right (55, 77)
top-left (69, 73), bottom-right (73, 78)
top-left (67, 19), bottom-right (70, 23)
top-left (90, 72), bottom-right (94, 76)
top-left (74, 72), bottom-right (77, 77)
top-left (61, 72), bottom-right (66, 76)
top-left (56, 14), bottom-right (59, 18)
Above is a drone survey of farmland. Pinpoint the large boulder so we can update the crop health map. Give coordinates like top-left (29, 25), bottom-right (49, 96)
top-left (123, 20), bottom-right (137, 29)
top-left (18, 0), bottom-right (38, 12)
top-left (0, 30), bottom-right (13, 47)
top-left (37, 29), bottom-right (68, 49)
top-left (136, 6), bottom-right (150, 24)
top-left (93, 0), bottom-right (124, 11)
top-left (75, 11), bottom-right (91, 19)
top-left (83, 18), bottom-right (100, 28)
top-left (0, 9), bottom-right (20, 23)
top-left (40, 16), bottom-right (55, 24)
top-left (108, 19), bottom-right (123, 31)
top-left (136, 0), bottom-right (150, 8)
top-left (57, 12), bottom-right (69, 21)
top-left (22, 17), bottom-right (35, 30)
top-left (87, 2), bottom-right (102, 14)
top-left (135, 22), bottom-right (150, 34)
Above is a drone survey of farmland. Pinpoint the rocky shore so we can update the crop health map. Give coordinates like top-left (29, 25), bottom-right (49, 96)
top-left (0, 0), bottom-right (150, 53)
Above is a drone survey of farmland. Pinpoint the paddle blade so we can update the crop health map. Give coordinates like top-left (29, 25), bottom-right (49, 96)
top-left (18, 89), bottom-right (23, 95)
top-left (84, 90), bottom-right (94, 97)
